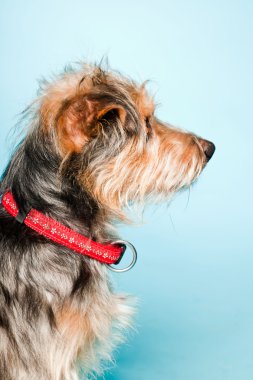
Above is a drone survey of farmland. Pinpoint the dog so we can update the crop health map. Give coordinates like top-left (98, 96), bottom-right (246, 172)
top-left (0, 63), bottom-right (215, 380)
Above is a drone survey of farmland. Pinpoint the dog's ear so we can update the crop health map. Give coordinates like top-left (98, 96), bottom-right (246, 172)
top-left (51, 95), bottom-right (126, 155)
top-left (88, 102), bottom-right (126, 138)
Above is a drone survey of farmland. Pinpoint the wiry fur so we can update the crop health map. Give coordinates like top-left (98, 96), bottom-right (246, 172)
top-left (0, 62), bottom-right (214, 380)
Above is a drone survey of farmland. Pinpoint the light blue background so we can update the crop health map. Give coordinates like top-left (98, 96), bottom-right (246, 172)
top-left (1, 1), bottom-right (253, 379)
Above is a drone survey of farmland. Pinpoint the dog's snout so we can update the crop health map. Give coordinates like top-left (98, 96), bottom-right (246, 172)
top-left (198, 138), bottom-right (215, 161)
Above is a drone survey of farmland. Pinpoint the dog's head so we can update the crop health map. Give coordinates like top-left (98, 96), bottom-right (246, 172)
top-left (38, 63), bottom-right (215, 219)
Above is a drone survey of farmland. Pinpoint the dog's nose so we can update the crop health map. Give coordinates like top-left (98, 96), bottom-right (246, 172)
top-left (198, 139), bottom-right (216, 161)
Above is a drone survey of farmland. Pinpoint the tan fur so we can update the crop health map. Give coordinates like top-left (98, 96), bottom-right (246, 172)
top-left (52, 271), bottom-right (134, 379)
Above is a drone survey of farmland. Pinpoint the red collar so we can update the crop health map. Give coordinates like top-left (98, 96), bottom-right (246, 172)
top-left (1, 191), bottom-right (125, 265)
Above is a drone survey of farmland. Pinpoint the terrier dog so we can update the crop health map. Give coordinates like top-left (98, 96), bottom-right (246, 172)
top-left (0, 63), bottom-right (215, 380)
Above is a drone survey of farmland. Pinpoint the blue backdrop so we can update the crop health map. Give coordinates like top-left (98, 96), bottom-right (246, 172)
top-left (1, 1), bottom-right (253, 379)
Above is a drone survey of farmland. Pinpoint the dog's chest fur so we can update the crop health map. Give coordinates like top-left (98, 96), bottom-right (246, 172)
top-left (0, 225), bottom-right (132, 379)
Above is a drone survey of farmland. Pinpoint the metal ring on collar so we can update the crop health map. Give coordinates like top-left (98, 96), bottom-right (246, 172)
top-left (106, 240), bottom-right (137, 273)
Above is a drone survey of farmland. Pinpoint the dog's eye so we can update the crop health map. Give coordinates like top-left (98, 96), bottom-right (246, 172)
top-left (145, 117), bottom-right (152, 130)
top-left (145, 117), bottom-right (152, 141)
top-left (145, 117), bottom-right (151, 129)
